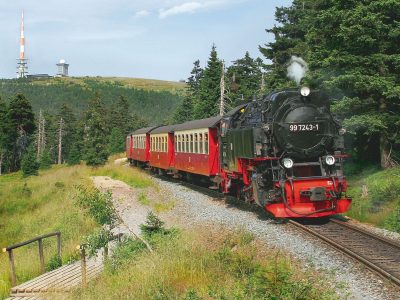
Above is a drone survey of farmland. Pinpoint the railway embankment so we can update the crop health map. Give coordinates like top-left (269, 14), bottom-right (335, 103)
top-left (345, 166), bottom-right (400, 236)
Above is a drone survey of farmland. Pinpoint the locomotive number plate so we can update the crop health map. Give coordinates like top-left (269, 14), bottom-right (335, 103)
top-left (289, 123), bottom-right (320, 132)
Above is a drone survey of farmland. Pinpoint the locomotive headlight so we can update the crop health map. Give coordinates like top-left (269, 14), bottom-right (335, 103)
top-left (325, 155), bottom-right (335, 166)
top-left (300, 86), bottom-right (311, 97)
top-left (282, 158), bottom-right (294, 169)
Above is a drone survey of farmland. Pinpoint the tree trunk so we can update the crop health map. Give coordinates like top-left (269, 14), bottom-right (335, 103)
top-left (380, 133), bottom-right (390, 169)
top-left (379, 98), bottom-right (390, 169)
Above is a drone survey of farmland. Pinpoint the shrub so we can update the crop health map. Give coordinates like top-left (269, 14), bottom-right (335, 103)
top-left (46, 254), bottom-right (62, 271)
top-left (74, 185), bottom-right (119, 228)
top-left (21, 146), bottom-right (39, 177)
top-left (140, 212), bottom-right (165, 236)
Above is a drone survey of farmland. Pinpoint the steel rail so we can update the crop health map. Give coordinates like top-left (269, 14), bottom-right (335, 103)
top-left (289, 219), bottom-right (400, 287)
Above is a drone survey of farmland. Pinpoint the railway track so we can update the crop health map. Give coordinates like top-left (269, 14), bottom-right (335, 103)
top-left (289, 218), bottom-right (400, 287)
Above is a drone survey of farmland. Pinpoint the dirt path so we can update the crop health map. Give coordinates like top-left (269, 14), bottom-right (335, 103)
top-left (91, 176), bottom-right (150, 235)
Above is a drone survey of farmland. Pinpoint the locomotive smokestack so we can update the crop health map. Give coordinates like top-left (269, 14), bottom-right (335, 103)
top-left (287, 56), bottom-right (308, 85)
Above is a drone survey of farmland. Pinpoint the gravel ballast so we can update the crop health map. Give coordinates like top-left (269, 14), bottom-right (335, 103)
top-left (154, 178), bottom-right (400, 300)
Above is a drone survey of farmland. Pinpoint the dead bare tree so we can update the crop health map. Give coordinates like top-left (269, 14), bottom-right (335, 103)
top-left (58, 117), bottom-right (64, 164)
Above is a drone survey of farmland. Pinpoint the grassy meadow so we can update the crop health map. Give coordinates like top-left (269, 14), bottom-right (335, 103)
top-left (0, 165), bottom-right (99, 299)
top-left (345, 166), bottom-right (400, 232)
top-left (0, 157), bottom-right (156, 299)
top-left (73, 227), bottom-right (340, 300)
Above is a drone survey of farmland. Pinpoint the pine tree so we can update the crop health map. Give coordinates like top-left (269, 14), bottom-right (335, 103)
top-left (306, 0), bottom-right (400, 168)
top-left (227, 52), bottom-right (264, 105)
top-left (21, 145), bottom-right (39, 177)
top-left (109, 96), bottom-right (131, 134)
top-left (108, 127), bottom-right (125, 154)
top-left (194, 45), bottom-right (223, 119)
top-left (129, 113), bottom-right (149, 131)
top-left (259, 0), bottom-right (312, 90)
top-left (83, 94), bottom-right (109, 166)
top-left (174, 60), bottom-right (203, 123)
top-left (67, 143), bottom-right (81, 165)
top-left (6, 93), bottom-right (36, 171)
top-left (40, 149), bottom-right (53, 169)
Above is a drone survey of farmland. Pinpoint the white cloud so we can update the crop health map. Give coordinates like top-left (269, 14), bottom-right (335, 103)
top-left (135, 10), bottom-right (150, 18)
top-left (159, 1), bottom-right (225, 19)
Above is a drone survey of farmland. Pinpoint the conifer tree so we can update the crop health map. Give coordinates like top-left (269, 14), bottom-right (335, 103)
top-left (21, 145), bottom-right (39, 177)
top-left (6, 93), bottom-right (36, 171)
top-left (259, 0), bottom-right (312, 90)
top-left (194, 45), bottom-right (223, 119)
top-left (227, 52), bottom-right (264, 105)
top-left (108, 127), bottom-right (125, 154)
top-left (83, 94), bottom-right (109, 166)
top-left (306, 0), bottom-right (400, 168)
top-left (40, 149), bottom-right (53, 169)
top-left (174, 60), bottom-right (203, 123)
top-left (67, 143), bottom-right (81, 165)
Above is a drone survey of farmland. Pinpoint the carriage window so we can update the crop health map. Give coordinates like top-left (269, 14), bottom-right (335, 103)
top-left (199, 134), bottom-right (203, 154)
top-left (163, 137), bottom-right (165, 152)
top-left (178, 135), bottom-right (181, 152)
top-left (164, 137), bottom-right (167, 152)
top-left (194, 134), bottom-right (198, 153)
top-left (181, 135), bottom-right (184, 153)
top-left (184, 134), bottom-right (188, 153)
top-left (174, 136), bottom-right (177, 152)
top-left (142, 137), bottom-right (145, 149)
top-left (188, 134), bottom-right (192, 153)
top-left (204, 133), bottom-right (209, 154)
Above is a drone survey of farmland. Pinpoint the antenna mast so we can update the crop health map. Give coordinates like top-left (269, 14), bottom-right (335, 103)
top-left (17, 11), bottom-right (28, 78)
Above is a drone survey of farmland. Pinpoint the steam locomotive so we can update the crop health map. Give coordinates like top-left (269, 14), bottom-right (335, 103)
top-left (126, 87), bottom-right (351, 218)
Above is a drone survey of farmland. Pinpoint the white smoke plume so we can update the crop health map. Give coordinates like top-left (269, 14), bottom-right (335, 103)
top-left (287, 56), bottom-right (309, 85)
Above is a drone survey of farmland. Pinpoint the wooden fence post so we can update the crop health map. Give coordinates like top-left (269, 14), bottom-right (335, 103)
top-left (8, 250), bottom-right (17, 287)
top-left (80, 246), bottom-right (87, 286)
top-left (38, 239), bottom-right (45, 274)
top-left (57, 233), bottom-right (62, 260)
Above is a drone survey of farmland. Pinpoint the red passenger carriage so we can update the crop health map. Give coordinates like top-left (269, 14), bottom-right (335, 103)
top-left (127, 126), bottom-right (159, 165)
top-left (149, 125), bottom-right (176, 171)
top-left (173, 116), bottom-right (221, 177)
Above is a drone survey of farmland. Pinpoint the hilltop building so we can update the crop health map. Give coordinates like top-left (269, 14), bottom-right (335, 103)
top-left (56, 59), bottom-right (69, 77)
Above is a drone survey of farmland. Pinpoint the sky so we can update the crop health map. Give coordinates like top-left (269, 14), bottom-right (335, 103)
top-left (0, 0), bottom-right (292, 81)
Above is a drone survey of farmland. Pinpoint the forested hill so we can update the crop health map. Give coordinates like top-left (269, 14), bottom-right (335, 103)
top-left (0, 77), bottom-right (185, 125)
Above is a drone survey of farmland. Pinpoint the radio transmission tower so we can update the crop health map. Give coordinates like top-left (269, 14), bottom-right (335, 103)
top-left (16, 11), bottom-right (28, 78)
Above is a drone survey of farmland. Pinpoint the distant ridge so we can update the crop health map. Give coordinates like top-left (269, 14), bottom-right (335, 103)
top-left (0, 76), bottom-right (185, 125)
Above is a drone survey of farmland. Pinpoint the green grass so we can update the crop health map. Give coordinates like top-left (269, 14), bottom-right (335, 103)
top-left (345, 166), bottom-right (400, 231)
top-left (0, 165), bottom-right (100, 299)
top-left (91, 163), bottom-right (153, 189)
top-left (73, 227), bottom-right (339, 300)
